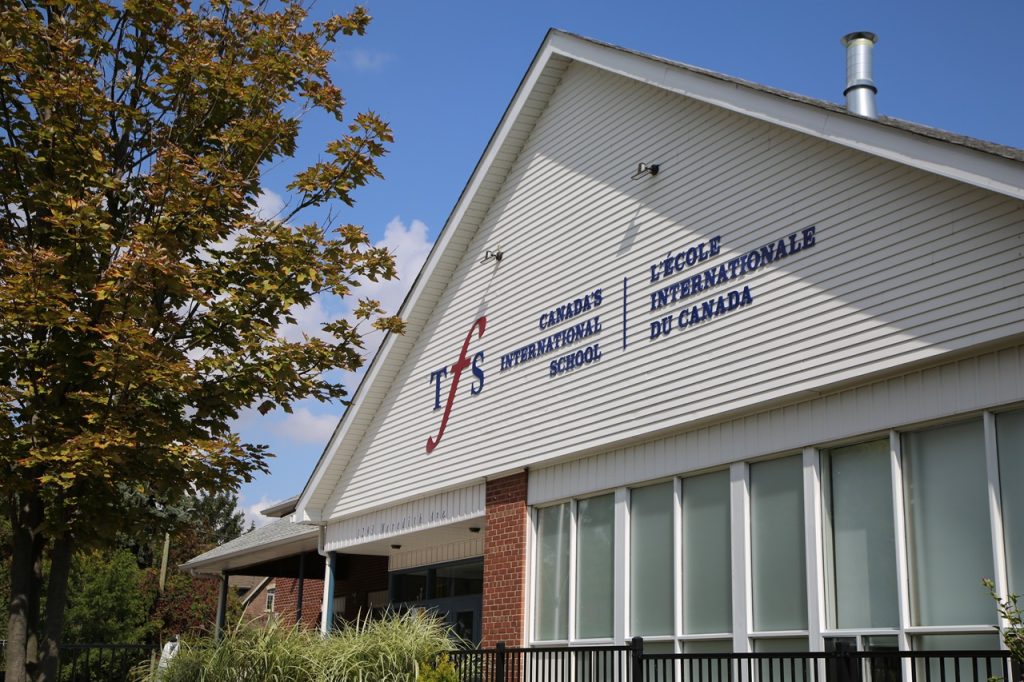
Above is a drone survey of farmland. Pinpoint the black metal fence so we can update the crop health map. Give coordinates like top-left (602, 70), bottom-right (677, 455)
top-left (0, 640), bottom-right (158, 681)
top-left (447, 639), bottom-right (1022, 682)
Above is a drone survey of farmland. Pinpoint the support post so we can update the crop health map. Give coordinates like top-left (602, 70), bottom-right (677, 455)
top-left (631, 636), bottom-right (644, 682)
top-left (296, 553), bottom-right (306, 626)
top-left (495, 641), bottom-right (506, 682)
top-left (320, 552), bottom-right (337, 635)
top-left (214, 574), bottom-right (229, 641)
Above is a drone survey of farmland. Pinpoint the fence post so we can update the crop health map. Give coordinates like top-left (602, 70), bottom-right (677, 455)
top-left (631, 636), bottom-right (644, 682)
top-left (496, 641), bottom-right (506, 682)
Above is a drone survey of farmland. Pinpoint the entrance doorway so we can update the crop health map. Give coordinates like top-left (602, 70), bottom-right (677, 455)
top-left (390, 559), bottom-right (483, 645)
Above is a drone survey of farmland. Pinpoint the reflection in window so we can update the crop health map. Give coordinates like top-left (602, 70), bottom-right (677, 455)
top-left (822, 440), bottom-right (898, 629)
top-left (576, 494), bottom-right (614, 639)
top-left (392, 570), bottom-right (428, 602)
top-left (903, 421), bottom-right (994, 626)
top-left (914, 634), bottom-right (1004, 682)
top-left (997, 410), bottom-right (1024, 596)
top-left (535, 503), bottom-right (570, 640)
top-left (754, 638), bottom-right (809, 682)
top-left (681, 470), bottom-right (731, 634)
top-left (631, 482), bottom-right (674, 636)
top-left (433, 560), bottom-right (483, 598)
top-left (751, 456), bottom-right (807, 632)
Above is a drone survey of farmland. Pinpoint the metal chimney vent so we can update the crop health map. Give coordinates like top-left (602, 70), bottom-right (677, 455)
top-left (841, 32), bottom-right (878, 118)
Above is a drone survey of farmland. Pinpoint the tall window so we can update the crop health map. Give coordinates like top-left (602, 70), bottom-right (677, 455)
top-left (750, 455), bottom-right (806, 632)
top-left (576, 494), bottom-right (614, 639)
top-left (630, 482), bottom-right (674, 636)
top-left (997, 410), bottom-right (1024, 595)
top-left (822, 440), bottom-right (898, 629)
top-left (903, 420), bottom-right (995, 626)
top-left (535, 503), bottom-right (570, 640)
top-left (681, 470), bottom-right (731, 635)
top-left (265, 587), bottom-right (276, 612)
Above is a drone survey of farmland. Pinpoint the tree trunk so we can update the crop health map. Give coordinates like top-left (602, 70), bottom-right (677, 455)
top-left (6, 493), bottom-right (45, 682)
top-left (36, 533), bottom-right (73, 682)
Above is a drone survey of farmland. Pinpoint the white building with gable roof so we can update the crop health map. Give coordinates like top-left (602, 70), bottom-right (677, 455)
top-left (190, 30), bottom-right (1024, 657)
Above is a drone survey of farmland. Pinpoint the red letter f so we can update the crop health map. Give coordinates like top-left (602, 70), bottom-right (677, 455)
top-left (426, 316), bottom-right (487, 453)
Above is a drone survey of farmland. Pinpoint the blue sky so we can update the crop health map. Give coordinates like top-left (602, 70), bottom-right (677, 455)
top-left (236, 0), bottom-right (1024, 524)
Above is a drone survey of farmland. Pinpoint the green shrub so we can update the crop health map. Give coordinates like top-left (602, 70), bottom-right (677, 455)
top-left (417, 654), bottom-right (458, 682)
top-left (983, 579), bottom-right (1023, 663)
top-left (152, 610), bottom-right (454, 682)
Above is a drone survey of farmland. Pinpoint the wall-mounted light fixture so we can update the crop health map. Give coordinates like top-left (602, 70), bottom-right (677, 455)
top-left (468, 526), bottom-right (481, 534)
top-left (390, 544), bottom-right (402, 550)
top-left (481, 248), bottom-right (504, 264)
top-left (631, 162), bottom-right (660, 180)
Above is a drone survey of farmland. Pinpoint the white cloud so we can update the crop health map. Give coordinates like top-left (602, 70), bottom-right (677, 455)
top-left (206, 188), bottom-right (284, 258)
top-left (271, 406), bottom-right (339, 445)
top-left (253, 188), bottom-right (286, 222)
top-left (362, 216), bottom-right (432, 315)
top-left (348, 49), bottom-right (394, 72)
top-left (249, 218), bottom-right (431, 473)
top-left (241, 495), bottom-right (285, 530)
top-left (279, 296), bottom-right (341, 343)
top-left (276, 215), bottom-right (432, 351)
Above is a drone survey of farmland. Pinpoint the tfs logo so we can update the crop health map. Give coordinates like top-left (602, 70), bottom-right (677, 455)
top-left (426, 316), bottom-right (487, 453)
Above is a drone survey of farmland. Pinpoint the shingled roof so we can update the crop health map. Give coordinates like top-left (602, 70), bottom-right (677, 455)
top-left (567, 31), bottom-right (1024, 163)
top-left (182, 518), bottom-right (317, 575)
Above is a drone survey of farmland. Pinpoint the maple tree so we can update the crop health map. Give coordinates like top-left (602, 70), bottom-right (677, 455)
top-left (0, 1), bottom-right (401, 680)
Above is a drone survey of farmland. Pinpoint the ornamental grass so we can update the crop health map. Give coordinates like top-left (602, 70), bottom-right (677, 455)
top-left (148, 610), bottom-right (455, 682)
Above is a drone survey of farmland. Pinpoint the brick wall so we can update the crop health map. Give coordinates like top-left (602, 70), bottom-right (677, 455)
top-left (481, 472), bottom-right (528, 647)
top-left (240, 579), bottom-right (274, 626)
top-left (274, 576), bottom-right (324, 629)
top-left (269, 554), bottom-right (389, 630)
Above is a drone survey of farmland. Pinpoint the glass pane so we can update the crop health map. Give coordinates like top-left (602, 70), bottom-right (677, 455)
top-left (434, 560), bottom-right (483, 598)
top-left (682, 470), bottom-right (732, 634)
top-left (754, 638), bottom-right (809, 682)
top-left (826, 637), bottom-right (901, 682)
top-left (392, 571), bottom-right (427, 602)
top-left (535, 503), bottom-right (570, 640)
top-left (997, 410), bottom-right (1024, 596)
top-left (575, 649), bottom-right (623, 682)
top-left (914, 634), bottom-right (1004, 682)
top-left (576, 493), bottom-right (615, 639)
top-left (903, 421), bottom-right (995, 626)
top-left (823, 440), bottom-right (899, 629)
top-left (641, 640), bottom-right (678, 682)
top-left (754, 638), bottom-right (809, 653)
top-left (824, 636), bottom-right (857, 652)
top-left (631, 482), bottom-right (675, 635)
top-left (643, 640), bottom-right (678, 653)
top-left (914, 633), bottom-right (1000, 650)
top-left (863, 635), bottom-right (899, 652)
top-left (751, 456), bottom-right (807, 631)
top-left (682, 640), bottom-right (732, 682)
top-left (683, 640), bottom-right (732, 654)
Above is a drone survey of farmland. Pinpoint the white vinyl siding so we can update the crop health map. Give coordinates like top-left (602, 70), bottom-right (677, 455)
top-left (320, 60), bottom-right (1024, 521)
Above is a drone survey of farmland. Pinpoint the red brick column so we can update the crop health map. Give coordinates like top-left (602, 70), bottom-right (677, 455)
top-left (482, 472), bottom-right (528, 647)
